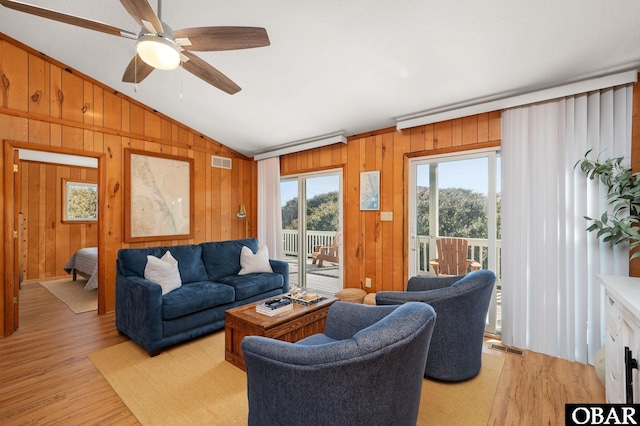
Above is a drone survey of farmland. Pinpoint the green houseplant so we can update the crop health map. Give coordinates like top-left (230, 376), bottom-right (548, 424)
top-left (577, 149), bottom-right (640, 259)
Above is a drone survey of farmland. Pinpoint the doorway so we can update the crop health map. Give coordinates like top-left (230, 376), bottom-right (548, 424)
top-left (281, 169), bottom-right (343, 294)
top-left (4, 143), bottom-right (103, 334)
top-left (408, 148), bottom-right (502, 334)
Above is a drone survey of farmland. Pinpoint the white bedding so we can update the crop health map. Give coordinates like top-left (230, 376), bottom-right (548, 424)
top-left (64, 247), bottom-right (98, 291)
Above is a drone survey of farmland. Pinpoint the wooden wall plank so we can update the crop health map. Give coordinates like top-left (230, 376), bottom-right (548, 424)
top-left (374, 134), bottom-right (384, 292)
top-left (380, 132), bottom-right (394, 292)
top-left (410, 126), bottom-right (425, 152)
top-left (61, 71), bottom-right (83, 123)
top-left (478, 113), bottom-right (489, 143)
top-left (434, 121), bottom-right (452, 149)
top-left (83, 81), bottom-right (93, 125)
top-left (28, 54), bottom-right (50, 116)
top-left (44, 164), bottom-right (57, 277)
top-left (103, 91), bottom-right (121, 131)
top-left (488, 111), bottom-right (501, 141)
top-left (193, 151), bottom-right (207, 241)
top-left (37, 163), bottom-right (46, 278)
top-left (393, 130), bottom-right (410, 290)
top-left (28, 121), bottom-right (49, 145)
top-left (462, 115), bottom-right (478, 145)
top-left (0, 41), bottom-right (28, 111)
top-left (49, 64), bottom-right (62, 119)
top-left (144, 110), bottom-right (161, 139)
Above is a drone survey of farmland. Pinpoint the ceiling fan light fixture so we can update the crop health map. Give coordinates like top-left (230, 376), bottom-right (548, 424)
top-left (136, 34), bottom-right (181, 70)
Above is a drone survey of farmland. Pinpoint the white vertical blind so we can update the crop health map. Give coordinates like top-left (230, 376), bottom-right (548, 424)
top-left (501, 85), bottom-right (632, 364)
top-left (257, 157), bottom-right (283, 259)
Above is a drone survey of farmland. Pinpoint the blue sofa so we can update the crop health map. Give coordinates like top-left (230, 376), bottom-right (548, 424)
top-left (115, 238), bottom-right (289, 356)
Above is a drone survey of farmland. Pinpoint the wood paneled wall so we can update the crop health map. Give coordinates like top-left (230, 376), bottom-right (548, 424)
top-left (19, 161), bottom-right (98, 281)
top-left (281, 115), bottom-right (501, 294)
top-left (0, 33), bottom-right (256, 332)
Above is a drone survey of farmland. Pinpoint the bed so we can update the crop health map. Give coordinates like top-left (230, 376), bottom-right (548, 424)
top-left (64, 247), bottom-right (98, 291)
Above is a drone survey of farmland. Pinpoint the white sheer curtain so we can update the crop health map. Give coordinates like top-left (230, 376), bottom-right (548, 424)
top-left (257, 157), bottom-right (283, 259)
top-left (501, 85), bottom-right (632, 364)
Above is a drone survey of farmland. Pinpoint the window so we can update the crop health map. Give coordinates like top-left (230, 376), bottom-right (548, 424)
top-left (62, 179), bottom-right (97, 222)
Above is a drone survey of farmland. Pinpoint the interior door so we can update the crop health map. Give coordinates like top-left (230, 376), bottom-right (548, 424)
top-left (12, 148), bottom-right (20, 331)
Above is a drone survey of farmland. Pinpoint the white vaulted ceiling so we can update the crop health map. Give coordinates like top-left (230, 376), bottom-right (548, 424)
top-left (1, 0), bottom-right (639, 156)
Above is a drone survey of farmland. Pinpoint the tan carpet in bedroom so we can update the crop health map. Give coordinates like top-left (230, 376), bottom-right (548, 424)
top-left (39, 278), bottom-right (97, 314)
top-left (89, 331), bottom-right (504, 426)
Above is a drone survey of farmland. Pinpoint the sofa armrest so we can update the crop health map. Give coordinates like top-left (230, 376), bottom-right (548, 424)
top-left (115, 274), bottom-right (164, 347)
top-left (324, 302), bottom-right (398, 340)
top-left (268, 259), bottom-right (290, 293)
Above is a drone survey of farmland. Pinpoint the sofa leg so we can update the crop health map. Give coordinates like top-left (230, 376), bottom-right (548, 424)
top-left (148, 349), bottom-right (162, 357)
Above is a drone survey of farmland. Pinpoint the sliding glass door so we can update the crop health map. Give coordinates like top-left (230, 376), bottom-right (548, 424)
top-left (281, 170), bottom-right (343, 294)
top-left (409, 148), bottom-right (502, 334)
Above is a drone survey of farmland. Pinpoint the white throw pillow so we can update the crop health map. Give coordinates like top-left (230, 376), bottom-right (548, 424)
top-left (144, 251), bottom-right (182, 295)
top-left (238, 245), bottom-right (273, 275)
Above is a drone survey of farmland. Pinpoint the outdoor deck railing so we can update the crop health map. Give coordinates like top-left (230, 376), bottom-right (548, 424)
top-left (416, 236), bottom-right (502, 280)
top-left (283, 230), bottom-right (500, 279)
top-left (283, 230), bottom-right (336, 257)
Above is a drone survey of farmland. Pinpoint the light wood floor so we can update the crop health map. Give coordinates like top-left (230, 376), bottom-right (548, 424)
top-left (0, 280), bottom-right (604, 425)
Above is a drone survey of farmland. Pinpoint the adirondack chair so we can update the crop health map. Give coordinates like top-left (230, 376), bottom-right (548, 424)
top-left (429, 237), bottom-right (481, 276)
top-left (312, 233), bottom-right (340, 267)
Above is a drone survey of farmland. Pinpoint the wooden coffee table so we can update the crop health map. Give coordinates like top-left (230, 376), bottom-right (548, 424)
top-left (224, 295), bottom-right (338, 371)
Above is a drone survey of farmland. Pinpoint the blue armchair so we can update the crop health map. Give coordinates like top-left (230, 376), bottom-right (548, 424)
top-left (376, 269), bottom-right (496, 381)
top-left (241, 301), bottom-right (437, 426)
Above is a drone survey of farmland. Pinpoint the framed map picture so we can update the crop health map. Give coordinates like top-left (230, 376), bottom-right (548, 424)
top-left (360, 171), bottom-right (380, 210)
top-left (124, 149), bottom-right (194, 242)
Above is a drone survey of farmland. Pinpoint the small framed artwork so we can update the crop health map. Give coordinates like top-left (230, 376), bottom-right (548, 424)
top-left (124, 149), bottom-right (194, 242)
top-left (62, 179), bottom-right (98, 223)
top-left (360, 171), bottom-right (380, 211)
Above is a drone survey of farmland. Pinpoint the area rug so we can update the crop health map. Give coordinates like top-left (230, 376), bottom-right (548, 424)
top-left (39, 278), bottom-right (97, 314)
top-left (89, 331), bottom-right (503, 426)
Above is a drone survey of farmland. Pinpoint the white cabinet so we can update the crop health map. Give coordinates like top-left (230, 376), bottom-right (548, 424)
top-left (599, 275), bottom-right (640, 403)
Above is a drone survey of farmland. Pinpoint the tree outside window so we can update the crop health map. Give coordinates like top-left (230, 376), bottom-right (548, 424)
top-left (62, 179), bottom-right (97, 222)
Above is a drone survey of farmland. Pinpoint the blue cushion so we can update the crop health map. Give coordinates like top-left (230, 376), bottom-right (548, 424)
top-left (162, 281), bottom-right (235, 320)
top-left (217, 273), bottom-right (284, 301)
top-left (161, 244), bottom-right (208, 284)
top-left (200, 238), bottom-right (259, 281)
top-left (118, 247), bottom-right (162, 277)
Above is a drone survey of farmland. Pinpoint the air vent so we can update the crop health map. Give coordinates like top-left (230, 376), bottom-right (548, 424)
top-left (211, 155), bottom-right (232, 169)
top-left (489, 343), bottom-right (524, 356)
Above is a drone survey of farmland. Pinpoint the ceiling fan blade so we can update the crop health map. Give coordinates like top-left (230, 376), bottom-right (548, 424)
top-left (0, 0), bottom-right (137, 39)
top-left (119, 0), bottom-right (163, 34)
top-left (181, 51), bottom-right (241, 95)
top-left (122, 54), bottom-right (155, 83)
top-left (174, 27), bottom-right (270, 51)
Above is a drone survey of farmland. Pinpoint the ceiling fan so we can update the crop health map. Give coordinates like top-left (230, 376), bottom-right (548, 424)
top-left (0, 0), bottom-right (270, 94)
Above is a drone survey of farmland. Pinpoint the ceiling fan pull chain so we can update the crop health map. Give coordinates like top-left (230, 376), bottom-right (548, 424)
top-left (179, 63), bottom-right (184, 101)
